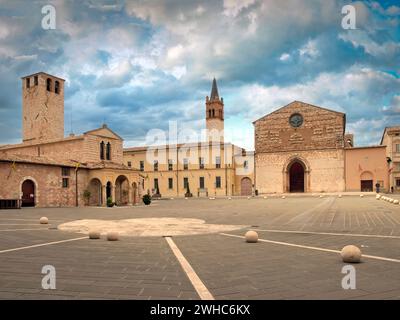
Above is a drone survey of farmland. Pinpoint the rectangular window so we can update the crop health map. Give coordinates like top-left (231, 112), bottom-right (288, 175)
top-left (396, 144), bottom-right (400, 153)
top-left (183, 177), bottom-right (189, 189)
top-left (199, 157), bottom-right (204, 169)
top-left (216, 156), bottom-right (221, 168)
top-left (244, 160), bottom-right (249, 169)
top-left (154, 178), bottom-right (159, 190)
top-left (127, 161), bottom-right (132, 168)
top-left (199, 177), bottom-right (205, 189)
top-left (62, 178), bottom-right (69, 188)
top-left (26, 78), bottom-right (30, 88)
top-left (154, 160), bottom-right (158, 171)
top-left (168, 159), bottom-right (173, 171)
top-left (61, 167), bottom-right (70, 176)
top-left (184, 158), bottom-right (188, 170)
top-left (396, 179), bottom-right (400, 187)
top-left (168, 178), bottom-right (173, 189)
top-left (34, 75), bottom-right (38, 86)
top-left (140, 161), bottom-right (144, 171)
top-left (216, 176), bottom-right (221, 188)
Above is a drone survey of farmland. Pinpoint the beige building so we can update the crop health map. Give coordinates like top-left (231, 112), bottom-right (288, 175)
top-left (123, 78), bottom-right (254, 198)
top-left (254, 101), bottom-right (388, 194)
top-left (381, 126), bottom-right (400, 192)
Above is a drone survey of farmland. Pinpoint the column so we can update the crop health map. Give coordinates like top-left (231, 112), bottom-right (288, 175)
top-left (128, 185), bottom-right (133, 206)
top-left (102, 185), bottom-right (107, 207)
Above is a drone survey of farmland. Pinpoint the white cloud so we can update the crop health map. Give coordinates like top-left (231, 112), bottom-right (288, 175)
top-left (279, 53), bottom-right (291, 61)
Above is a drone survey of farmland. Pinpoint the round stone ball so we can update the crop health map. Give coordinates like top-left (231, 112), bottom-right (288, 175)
top-left (319, 195), bottom-right (323, 198)
top-left (390, 199), bottom-right (394, 203)
top-left (247, 196), bottom-right (251, 199)
top-left (338, 194), bottom-right (342, 198)
top-left (185, 197), bottom-right (188, 200)
top-left (263, 196), bottom-right (267, 199)
top-left (341, 245), bottom-right (362, 263)
top-left (245, 230), bottom-right (258, 243)
top-left (394, 199), bottom-right (399, 204)
top-left (106, 232), bottom-right (119, 241)
top-left (88, 230), bottom-right (101, 239)
top-left (282, 196), bottom-right (286, 199)
top-left (228, 197), bottom-right (232, 200)
top-left (360, 194), bottom-right (364, 198)
top-left (39, 217), bottom-right (48, 224)
top-left (376, 195), bottom-right (381, 200)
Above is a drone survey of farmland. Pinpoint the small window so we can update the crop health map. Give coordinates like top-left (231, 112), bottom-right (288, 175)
top-left (61, 167), bottom-right (70, 176)
top-left (208, 110), bottom-right (212, 118)
top-left (212, 109), bottom-right (215, 117)
top-left (34, 75), bottom-right (38, 86)
top-left (168, 178), bottom-right (173, 189)
top-left (100, 141), bottom-right (105, 160)
top-left (168, 159), bottom-right (173, 171)
top-left (184, 158), bottom-right (188, 170)
top-left (396, 144), bottom-right (400, 153)
top-left (154, 178), bottom-right (159, 190)
top-left (46, 78), bottom-right (52, 91)
top-left (244, 160), bottom-right (249, 169)
top-left (127, 161), bottom-right (132, 168)
top-left (199, 177), bottom-right (205, 189)
top-left (216, 156), bottom-right (221, 168)
top-left (106, 142), bottom-right (111, 160)
top-left (154, 160), bottom-right (158, 171)
top-left (183, 177), bottom-right (189, 189)
top-left (216, 176), bottom-right (221, 188)
top-left (199, 157), bottom-right (204, 169)
top-left (26, 78), bottom-right (30, 88)
top-left (62, 178), bottom-right (69, 188)
top-left (55, 81), bottom-right (60, 94)
top-left (140, 161), bottom-right (144, 171)
top-left (396, 179), bottom-right (400, 187)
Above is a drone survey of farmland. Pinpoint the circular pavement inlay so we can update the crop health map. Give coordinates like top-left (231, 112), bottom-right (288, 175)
top-left (58, 218), bottom-right (246, 237)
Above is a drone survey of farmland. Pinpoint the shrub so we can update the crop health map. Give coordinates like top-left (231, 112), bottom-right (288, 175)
top-left (143, 194), bottom-right (151, 205)
top-left (107, 197), bottom-right (114, 207)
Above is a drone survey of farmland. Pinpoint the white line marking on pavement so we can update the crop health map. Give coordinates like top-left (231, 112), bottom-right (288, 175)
top-left (0, 228), bottom-right (50, 232)
top-left (164, 236), bottom-right (214, 300)
top-left (0, 224), bottom-right (49, 226)
top-left (0, 237), bottom-right (87, 254)
top-left (220, 233), bottom-right (400, 263)
top-left (253, 229), bottom-right (400, 239)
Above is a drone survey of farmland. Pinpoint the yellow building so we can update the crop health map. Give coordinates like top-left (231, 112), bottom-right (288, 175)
top-left (123, 79), bottom-right (254, 197)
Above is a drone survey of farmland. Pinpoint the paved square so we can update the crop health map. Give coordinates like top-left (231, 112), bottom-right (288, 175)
top-left (1, 194), bottom-right (400, 300)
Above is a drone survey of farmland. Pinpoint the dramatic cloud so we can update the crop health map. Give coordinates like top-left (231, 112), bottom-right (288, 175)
top-left (0, 0), bottom-right (399, 151)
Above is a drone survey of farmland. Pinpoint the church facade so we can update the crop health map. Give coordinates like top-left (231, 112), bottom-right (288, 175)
top-left (254, 101), bottom-right (388, 193)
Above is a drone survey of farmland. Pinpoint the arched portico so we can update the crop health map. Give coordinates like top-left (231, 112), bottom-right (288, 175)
top-left (87, 178), bottom-right (102, 206)
top-left (115, 175), bottom-right (129, 206)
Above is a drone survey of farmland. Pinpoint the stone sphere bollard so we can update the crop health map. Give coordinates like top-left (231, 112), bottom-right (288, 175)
top-left (245, 230), bottom-right (258, 243)
top-left (390, 199), bottom-right (394, 203)
top-left (263, 196), bottom-right (267, 199)
top-left (282, 196), bottom-right (286, 199)
top-left (39, 217), bottom-right (48, 224)
top-left (228, 197), bottom-right (232, 200)
top-left (341, 245), bottom-right (362, 263)
top-left (106, 231), bottom-right (119, 241)
top-left (394, 199), bottom-right (399, 204)
top-left (319, 195), bottom-right (323, 198)
top-left (376, 195), bottom-right (381, 200)
top-left (88, 230), bottom-right (101, 239)
top-left (360, 194), bottom-right (364, 198)
top-left (338, 194), bottom-right (342, 198)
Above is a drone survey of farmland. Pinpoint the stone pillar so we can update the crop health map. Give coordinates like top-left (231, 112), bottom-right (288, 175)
top-left (128, 185), bottom-right (133, 206)
top-left (102, 185), bottom-right (107, 207)
top-left (112, 186), bottom-right (116, 204)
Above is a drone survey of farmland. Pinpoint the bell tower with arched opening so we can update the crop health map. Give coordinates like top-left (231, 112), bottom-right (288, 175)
top-left (206, 78), bottom-right (224, 143)
top-left (21, 72), bottom-right (65, 143)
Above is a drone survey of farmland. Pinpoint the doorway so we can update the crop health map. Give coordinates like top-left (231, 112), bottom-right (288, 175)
top-left (289, 161), bottom-right (305, 192)
top-left (21, 180), bottom-right (35, 207)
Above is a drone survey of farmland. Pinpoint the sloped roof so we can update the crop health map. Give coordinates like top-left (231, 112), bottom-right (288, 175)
top-left (253, 101), bottom-right (345, 124)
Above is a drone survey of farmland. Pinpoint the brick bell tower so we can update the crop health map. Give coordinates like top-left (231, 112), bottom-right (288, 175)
top-left (21, 72), bottom-right (65, 143)
top-left (206, 78), bottom-right (224, 142)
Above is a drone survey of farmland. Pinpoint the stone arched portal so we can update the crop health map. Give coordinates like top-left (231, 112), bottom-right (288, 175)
top-left (241, 177), bottom-right (252, 196)
top-left (21, 179), bottom-right (35, 207)
top-left (283, 157), bottom-right (310, 193)
top-left (115, 175), bottom-right (129, 206)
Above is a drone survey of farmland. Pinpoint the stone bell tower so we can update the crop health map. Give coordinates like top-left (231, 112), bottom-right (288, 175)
top-left (206, 78), bottom-right (224, 142)
top-left (21, 72), bottom-right (65, 143)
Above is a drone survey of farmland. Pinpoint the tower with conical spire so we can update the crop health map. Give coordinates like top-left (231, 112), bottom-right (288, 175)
top-left (206, 78), bottom-right (224, 142)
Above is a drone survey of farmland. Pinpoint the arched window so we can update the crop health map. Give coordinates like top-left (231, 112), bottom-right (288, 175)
top-left (106, 142), bottom-right (111, 160)
top-left (212, 109), bottom-right (215, 117)
top-left (55, 81), bottom-right (60, 94)
top-left (46, 78), bottom-right (52, 92)
top-left (100, 141), bottom-right (105, 160)
top-left (208, 109), bottom-right (212, 118)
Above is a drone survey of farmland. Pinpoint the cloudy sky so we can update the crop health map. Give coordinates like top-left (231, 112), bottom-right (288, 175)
top-left (0, 0), bottom-right (399, 150)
